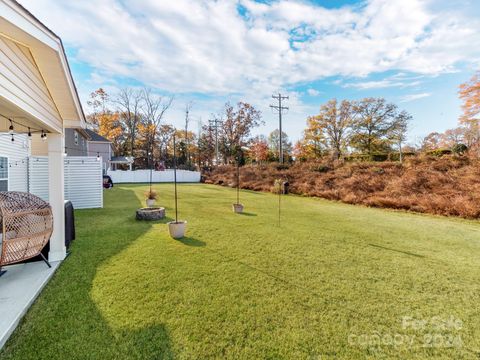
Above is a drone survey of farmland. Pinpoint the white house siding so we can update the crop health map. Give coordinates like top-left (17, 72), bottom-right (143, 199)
top-left (0, 35), bottom-right (62, 128)
top-left (0, 133), bottom-right (28, 191)
top-left (28, 155), bottom-right (48, 199)
top-left (29, 132), bottom-right (47, 155)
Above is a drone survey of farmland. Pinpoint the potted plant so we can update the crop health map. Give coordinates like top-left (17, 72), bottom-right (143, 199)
top-left (168, 132), bottom-right (187, 239)
top-left (145, 189), bottom-right (158, 207)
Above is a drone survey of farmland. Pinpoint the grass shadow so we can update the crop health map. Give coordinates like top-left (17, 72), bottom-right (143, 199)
top-left (238, 212), bottom-right (257, 217)
top-left (369, 243), bottom-right (425, 258)
top-left (176, 237), bottom-right (206, 247)
top-left (135, 215), bottom-right (175, 224)
top-left (0, 186), bottom-right (176, 360)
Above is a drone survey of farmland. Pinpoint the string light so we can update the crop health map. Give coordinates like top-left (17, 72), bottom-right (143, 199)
top-left (96, 152), bottom-right (101, 161)
top-left (1, 114), bottom-right (48, 142)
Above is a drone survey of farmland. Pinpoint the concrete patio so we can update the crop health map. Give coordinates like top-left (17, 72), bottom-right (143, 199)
top-left (0, 261), bottom-right (60, 349)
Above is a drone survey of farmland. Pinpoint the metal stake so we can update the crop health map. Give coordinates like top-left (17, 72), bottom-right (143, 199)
top-left (173, 133), bottom-right (178, 223)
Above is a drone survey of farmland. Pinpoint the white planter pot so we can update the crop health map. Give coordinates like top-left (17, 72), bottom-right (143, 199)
top-left (232, 203), bottom-right (244, 213)
top-left (168, 221), bottom-right (187, 239)
top-left (146, 198), bottom-right (156, 207)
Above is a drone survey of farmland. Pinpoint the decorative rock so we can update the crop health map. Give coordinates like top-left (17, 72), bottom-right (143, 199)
top-left (136, 207), bottom-right (165, 221)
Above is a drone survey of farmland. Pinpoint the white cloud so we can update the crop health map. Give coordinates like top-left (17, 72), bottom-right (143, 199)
top-left (306, 88), bottom-right (321, 96)
top-left (344, 79), bottom-right (422, 90)
top-left (17, 0), bottom-right (480, 97)
top-left (400, 92), bottom-right (432, 103)
top-left (15, 0), bottom-right (480, 142)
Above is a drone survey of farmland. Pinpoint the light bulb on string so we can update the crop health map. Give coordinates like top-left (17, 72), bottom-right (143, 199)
top-left (8, 120), bottom-right (14, 135)
top-left (28, 127), bottom-right (32, 137)
top-left (96, 152), bottom-right (101, 161)
top-left (11, 134), bottom-right (14, 142)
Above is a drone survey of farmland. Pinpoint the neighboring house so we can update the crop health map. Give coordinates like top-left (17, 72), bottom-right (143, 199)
top-left (85, 128), bottom-right (113, 172)
top-left (31, 127), bottom-right (89, 156)
top-left (110, 156), bottom-right (134, 170)
top-left (65, 128), bottom-right (89, 156)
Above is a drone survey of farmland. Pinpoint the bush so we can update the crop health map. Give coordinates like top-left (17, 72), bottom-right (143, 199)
top-left (452, 143), bottom-right (468, 155)
top-left (275, 164), bottom-right (290, 171)
top-left (370, 153), bottom-right (389, 162)
top-left (427, 149), bottom-right (452, 157)
top-left (202, 157), bottom-right (480, 219)
top-left (311, 164), bottom-right (331, 173)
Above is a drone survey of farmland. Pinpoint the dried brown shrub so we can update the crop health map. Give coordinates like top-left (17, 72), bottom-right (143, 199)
top-left (202, 156), bottom-right (480, 218)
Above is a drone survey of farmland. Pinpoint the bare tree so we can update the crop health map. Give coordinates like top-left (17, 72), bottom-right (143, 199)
top-left (86, 88), bottom-right (109, 127)
top-left (115, 88), bottom-right (144, 158)
top-left (158, 124), bottom-right (175, 161)
top-left (141, 89), bottom-right (173, 166)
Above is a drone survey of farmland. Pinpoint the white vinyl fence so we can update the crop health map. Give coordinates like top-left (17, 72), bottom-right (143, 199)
top-left (29, 156), bottom-right (103, 209)
top-left (107, 169), bottom-right (201, 184)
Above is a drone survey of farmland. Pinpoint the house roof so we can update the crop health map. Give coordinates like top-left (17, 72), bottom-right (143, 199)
top-left (85, 128), bottom-right (111, 143)
top-left (111, 156), bottom-right (134, 164)
top-left (1, 0), bottom-right (86, 130)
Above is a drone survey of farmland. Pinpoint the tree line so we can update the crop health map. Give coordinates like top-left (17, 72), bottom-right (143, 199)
top-left (87, 71), bottom-right (479, 169)
top-left (420, 72), bottom-right (480, 156)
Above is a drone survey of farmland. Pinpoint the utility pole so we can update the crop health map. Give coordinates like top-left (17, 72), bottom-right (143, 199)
top-left (270, 93), bottom-right (289, 163)
top-left (208, 118), bottom-right (222, 165)
top-left (184, 103), bottom-right (192, 164)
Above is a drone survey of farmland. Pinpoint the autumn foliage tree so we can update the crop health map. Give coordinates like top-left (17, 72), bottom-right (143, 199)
top-left (221, 102), bottom-right (263, 162)
top-left (87, 89), bottom-right (125, 155)
top-left (248, 135), bottom-right (269, 163)
top-left (309, 99), bottom-right (352, 159)
top-left (299, 116), bottom-right (326, 160)
top-left (198, 124), bottom-right (216, 167)
top-left (459, 72), bottom-right (480, 151)
top-left (268, 129), bottom-right (292, 161)
top-left (350, 98), bottom-right (410, 156)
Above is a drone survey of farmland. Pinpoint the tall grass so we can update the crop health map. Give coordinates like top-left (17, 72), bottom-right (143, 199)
top-left (204, 156), bottom-right (480, 218)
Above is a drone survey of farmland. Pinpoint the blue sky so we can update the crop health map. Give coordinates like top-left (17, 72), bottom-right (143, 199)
top-left (20, 0), bottom-right (480, 145)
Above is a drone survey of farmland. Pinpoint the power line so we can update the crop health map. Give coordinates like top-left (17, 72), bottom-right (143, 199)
top-left (208, 117), bottom-right (223, 165)
top-left (184, 102), bottom-right (193, 164)
top-left (270, 93), bottom-right (289, 164)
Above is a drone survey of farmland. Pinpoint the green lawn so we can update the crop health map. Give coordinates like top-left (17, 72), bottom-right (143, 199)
top-left (2, 184), bottom-right (480, 359)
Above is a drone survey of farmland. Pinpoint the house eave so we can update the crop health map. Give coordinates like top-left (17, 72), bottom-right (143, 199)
top-left (1, 0), bottom-right (86, 129)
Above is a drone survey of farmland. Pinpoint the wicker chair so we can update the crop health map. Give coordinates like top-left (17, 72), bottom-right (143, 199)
top-left (0, 192), bottom-right (53, 276)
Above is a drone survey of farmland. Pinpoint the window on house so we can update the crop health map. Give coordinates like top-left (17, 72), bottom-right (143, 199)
top-left (74, 130), bottom-right (79, 146)
top-left (0, 157), bottom-right (8, 191)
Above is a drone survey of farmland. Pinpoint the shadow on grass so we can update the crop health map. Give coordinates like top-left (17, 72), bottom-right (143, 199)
top-left (177, 237), bottom-right (206, 247)
top-left (135, 215), bottom-right (175, 224)
top-left (369, 243), bottom-right (425, 258)
top-left (0, 187), bottom-right (176, 360)
top-left (238, 212), bottom-right (257, 217)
